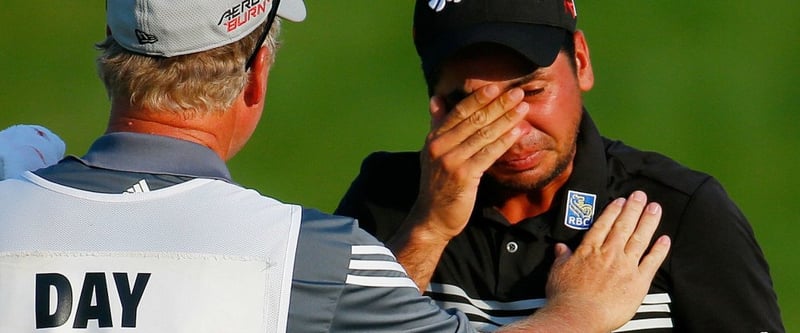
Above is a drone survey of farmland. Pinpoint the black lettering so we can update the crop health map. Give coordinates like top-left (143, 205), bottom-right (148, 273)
top-left (218, 9), bottom-right (234, 25)
top-left (114, 272), bottom-right (151, 328)
top-left (73, 273), bottom-right (112, 328)
top-left (230, 5), bottom-right (241, 19)
top-left (35, 273), bottom-right (72, 329)
top-left (218, 0), bottom-right (263, 25)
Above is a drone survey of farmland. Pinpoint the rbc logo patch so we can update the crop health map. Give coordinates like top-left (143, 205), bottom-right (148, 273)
top-left (564, 190), bottom-right (597, 230)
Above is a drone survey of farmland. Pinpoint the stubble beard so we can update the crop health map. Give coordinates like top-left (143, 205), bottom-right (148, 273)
top-left (485, 136), bottom-right (578, 194)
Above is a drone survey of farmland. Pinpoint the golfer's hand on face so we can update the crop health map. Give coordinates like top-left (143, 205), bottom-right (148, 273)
top-left (409, 84), bottom-right (528, 240)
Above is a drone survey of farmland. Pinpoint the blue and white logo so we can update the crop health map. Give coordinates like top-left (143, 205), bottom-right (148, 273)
top-left (564, 190), bottom-right (597, 230)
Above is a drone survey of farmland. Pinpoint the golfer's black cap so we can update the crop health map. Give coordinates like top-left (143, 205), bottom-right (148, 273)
top-left (414, 0), bottom-right (578, 79)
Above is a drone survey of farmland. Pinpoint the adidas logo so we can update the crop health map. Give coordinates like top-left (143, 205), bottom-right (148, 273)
top-left (135, 29), bottom-right (158, 44)
top-left (428, 0), bottom-right (462, 12)
top-left (124, 179), bottom-right (151, 194)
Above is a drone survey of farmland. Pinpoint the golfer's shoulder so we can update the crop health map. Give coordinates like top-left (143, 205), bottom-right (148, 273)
top-left (604, 139), bottom-right (711, 195)
top-left (352, 151), bottom-right (421, 197)
top-left (358, 151), bottom-right (420, 177)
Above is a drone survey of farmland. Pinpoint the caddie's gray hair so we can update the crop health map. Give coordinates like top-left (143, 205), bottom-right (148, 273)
top-left (96, 19), bottom-right (281, 115)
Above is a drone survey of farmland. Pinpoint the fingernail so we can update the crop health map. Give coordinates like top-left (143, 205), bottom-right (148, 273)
top-left (485, 85), bottom-right (499, 96)
top-left (508, 88), bottom-right (523, 99)
top-left (647, 203), bottom-right (661, 214)
top-left (515, 103), bottom-right (529, 114)
top-left (630, 191), bottom-right (645, 202)
top-left (612, 197), bottom-right (626, 206)
top-left (431, 95), bottom-right (444, 106)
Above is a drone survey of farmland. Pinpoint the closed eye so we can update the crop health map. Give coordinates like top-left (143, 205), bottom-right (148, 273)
top-left (525, 88), bottom-right (544, 97)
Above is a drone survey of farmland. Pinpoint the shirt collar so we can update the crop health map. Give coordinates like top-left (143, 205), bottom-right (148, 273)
top-left (549, 110), bottom-right (610, 241)
top-left (77, 132), bottom-right (233, 182)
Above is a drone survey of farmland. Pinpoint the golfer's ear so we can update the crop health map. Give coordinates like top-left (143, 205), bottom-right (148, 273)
top-left (573, 30), bottom-right (594, 92)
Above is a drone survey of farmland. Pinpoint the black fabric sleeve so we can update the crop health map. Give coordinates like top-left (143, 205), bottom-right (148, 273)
top-left (334, 159), bottom-right (378, 234)
top-left (670, 178), bottom-right (784, 332)
top-left (334, 152), bottom-right (421, 241)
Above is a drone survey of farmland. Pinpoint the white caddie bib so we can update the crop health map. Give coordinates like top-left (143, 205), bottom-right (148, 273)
top-left (0, 175), bottom-right (302, 332)
top-left (1, 252), bottom-right (271, 331)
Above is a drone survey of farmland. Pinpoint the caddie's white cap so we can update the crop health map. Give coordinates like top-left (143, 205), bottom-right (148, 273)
top-left (107, 0), bottom-right (306, 57)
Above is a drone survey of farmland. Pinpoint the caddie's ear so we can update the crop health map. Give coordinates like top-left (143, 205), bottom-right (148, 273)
top-left (244, 46), bottom-right (272, 107)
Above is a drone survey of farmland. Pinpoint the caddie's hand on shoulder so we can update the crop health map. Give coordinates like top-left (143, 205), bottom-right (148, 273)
top-left (539, 191), bottom-right (671, 333)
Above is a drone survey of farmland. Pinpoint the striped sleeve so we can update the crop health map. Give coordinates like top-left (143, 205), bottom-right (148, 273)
top-left (425, 282), bottom-right (674, 332)
top-left (287, 208), bottom-right (474, 333)
top-left (345, 245), bottom-right (418, 289)
top-left (613, 293), bottom-right (674, 332)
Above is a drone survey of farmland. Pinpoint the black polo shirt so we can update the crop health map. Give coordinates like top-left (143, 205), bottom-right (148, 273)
top-left (336, 111), bottom-right (784, 332)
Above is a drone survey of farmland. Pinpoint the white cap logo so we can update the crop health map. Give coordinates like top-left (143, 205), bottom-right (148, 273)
top-left (428, 0), bottom-right (462, 13)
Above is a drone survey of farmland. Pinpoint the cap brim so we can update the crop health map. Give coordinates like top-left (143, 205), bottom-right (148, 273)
top-left (277, 0), bottom-right (306, 22)
top-left (419, 23), bottom-right (567, 77)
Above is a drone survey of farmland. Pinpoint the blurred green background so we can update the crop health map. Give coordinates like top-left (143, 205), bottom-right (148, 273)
top-left (1, 1), bottom-right (797, 329)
